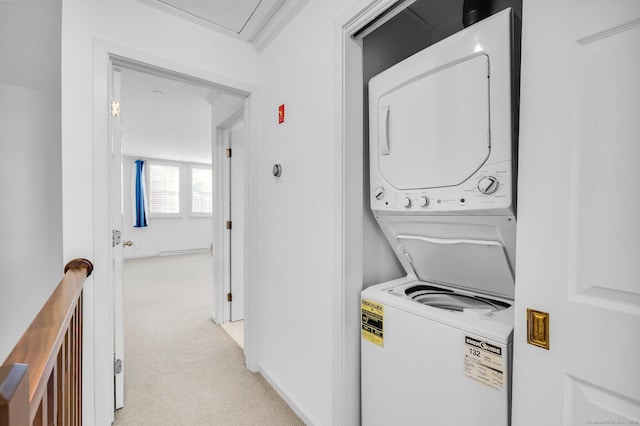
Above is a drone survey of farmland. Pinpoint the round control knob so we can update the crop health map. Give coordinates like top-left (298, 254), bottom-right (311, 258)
top-left (374, 187), bottom-right (385, 200)
top-left (403, 197), bottom-right (412, 208)
top-left (418, 196), bottom-right (430, 207)
top-left (478, 176), bottom-right (500, 195)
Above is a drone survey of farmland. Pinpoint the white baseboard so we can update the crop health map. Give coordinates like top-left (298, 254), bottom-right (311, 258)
top-left (259, 365), bottom-right (318, 426)
top-left (124, 247), bottom-right (211, 260)
top-left (158, 247), bottom-right (210, 256)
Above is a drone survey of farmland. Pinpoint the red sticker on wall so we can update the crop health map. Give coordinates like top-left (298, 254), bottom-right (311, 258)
top-left (278, 104), bottom-right (285, 124)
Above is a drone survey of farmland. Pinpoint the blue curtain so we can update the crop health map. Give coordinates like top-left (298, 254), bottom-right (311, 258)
top-left (133, 159), bottom-right (148, 228)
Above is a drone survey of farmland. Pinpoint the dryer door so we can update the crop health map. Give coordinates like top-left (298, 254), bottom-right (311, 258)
top-left (377, 54), bottom-right (490, 190)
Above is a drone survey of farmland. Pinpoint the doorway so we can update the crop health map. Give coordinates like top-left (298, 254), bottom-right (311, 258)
top-left (214, 102), bottom-right (247, 348)
top-left (108, 57), bottom-right (249, 411)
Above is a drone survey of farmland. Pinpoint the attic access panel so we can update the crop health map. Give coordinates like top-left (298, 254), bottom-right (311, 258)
top-left (145, 0), bottom-right (289, 42)
top-left (155, 0), bottom-right (262, 33)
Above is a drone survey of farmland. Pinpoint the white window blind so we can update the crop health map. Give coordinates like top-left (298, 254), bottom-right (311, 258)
top-left (191, 167), bottom-right (212, 214)
top-left (149, 163), bottom-right (180, 214)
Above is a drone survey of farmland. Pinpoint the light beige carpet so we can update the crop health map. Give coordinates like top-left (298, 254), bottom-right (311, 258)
top-left (114, 253), bottom-right (304, 426)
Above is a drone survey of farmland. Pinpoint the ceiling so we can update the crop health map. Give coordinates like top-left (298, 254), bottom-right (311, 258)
top-left (121, 1), bottom-right (305, 162)
top-left (120, 68), bottom-right (243, 164)
top-left (136, 0), bottom-right (307, 50)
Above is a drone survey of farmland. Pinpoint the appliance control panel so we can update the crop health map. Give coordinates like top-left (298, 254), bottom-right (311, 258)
top-left (371, 161), bottom-right (513, 214)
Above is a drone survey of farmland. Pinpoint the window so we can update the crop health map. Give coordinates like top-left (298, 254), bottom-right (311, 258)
top-left (148, 163), bottom-right (180, 215)
top-left (191, 167), bottom-right (212, 215)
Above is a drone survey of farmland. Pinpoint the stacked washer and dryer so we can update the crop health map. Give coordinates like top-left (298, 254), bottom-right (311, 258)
top-left (361, 8), bottom-right (519, 426)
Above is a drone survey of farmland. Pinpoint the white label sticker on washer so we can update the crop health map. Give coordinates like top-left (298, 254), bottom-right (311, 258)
top-left (463, 336), bottom-right (505, 390)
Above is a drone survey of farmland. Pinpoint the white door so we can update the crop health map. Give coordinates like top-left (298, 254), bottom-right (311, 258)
top-left (230, 129), bottom-right (245, 321)
top-left (512, 1), bottom-right (640, 424)
top-left (376, 55), bottom-right (490, 189)
top-left (110, 67), bottom-right (126, 409)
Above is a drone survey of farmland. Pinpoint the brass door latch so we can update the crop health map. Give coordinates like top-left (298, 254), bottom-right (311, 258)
top-left (527, 308), bottom-right (550, 350)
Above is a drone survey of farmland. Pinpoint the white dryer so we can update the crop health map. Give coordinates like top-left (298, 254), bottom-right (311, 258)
top-left (362, 8), bottom-right (519, 426)
top-left (369, 8), bottom-right (518, 216)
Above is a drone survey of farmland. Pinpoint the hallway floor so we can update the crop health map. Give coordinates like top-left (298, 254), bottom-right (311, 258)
top-left (221, 320), bottom-right (244, 349)
top-left (113, 253), bottom-right (303, 425)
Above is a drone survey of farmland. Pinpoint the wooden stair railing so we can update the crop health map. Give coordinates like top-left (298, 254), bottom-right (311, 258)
top-left (0, 258), bottom-right (93, 426)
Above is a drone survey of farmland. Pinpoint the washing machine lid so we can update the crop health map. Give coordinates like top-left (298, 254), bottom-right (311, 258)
top-left (395, 234), bottom-right (514, 299)
top-left (377, 54), bottom-right (490, 190)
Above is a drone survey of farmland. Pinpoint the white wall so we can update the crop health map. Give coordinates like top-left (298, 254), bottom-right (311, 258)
top-left (121, 157), bottom-right (212, 259)
top-left (0, 0), bottom-right (63, 362)
top-left (256, 1), bottom-right (363, 423)
top-left (255, 1), bottom-right (441, 422)
top-left (60, 1), bottom-right (260, 424)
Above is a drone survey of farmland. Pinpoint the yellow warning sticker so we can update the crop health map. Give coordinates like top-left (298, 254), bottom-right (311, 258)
top-left (361, 299), bottom-right (384, 347)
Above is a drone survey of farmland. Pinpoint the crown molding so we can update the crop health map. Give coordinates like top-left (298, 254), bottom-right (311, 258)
top-left (250, 0), bottom-right (310, 53)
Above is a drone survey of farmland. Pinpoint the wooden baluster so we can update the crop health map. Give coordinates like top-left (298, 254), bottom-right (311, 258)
top-left (69, 318), bottom-right (75, 426)
top-left (64, 333), bottom-right (70, 426)
top-left (0, 364), bottom-right (29, 426)
top-left (50, 364), bottom-right (57, 425)
top-left (71, 314), bottom-right (77, 426)
top-left (56, 351), bottom-right (63, 426)
top-left (33, 399), bottom-right (42, 426)
top-left (46, 370), bottom-right (54, 425)
top-left (77, 294), bottom-right (83, 425)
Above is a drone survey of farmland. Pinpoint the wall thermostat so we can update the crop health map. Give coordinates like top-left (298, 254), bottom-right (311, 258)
top-left (272, 164), bottom-right (283, 177)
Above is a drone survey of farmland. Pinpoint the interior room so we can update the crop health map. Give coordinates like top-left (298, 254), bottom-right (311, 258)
top-left (1, 0), bottom-right (638, 425)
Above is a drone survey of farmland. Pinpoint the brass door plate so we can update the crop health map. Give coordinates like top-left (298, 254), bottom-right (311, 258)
top-left (527, 308), bottom-right (550, 350)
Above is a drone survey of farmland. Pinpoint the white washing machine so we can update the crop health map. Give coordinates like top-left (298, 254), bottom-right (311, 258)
top-left (361, 277), bottom-right (514, 426)
top-left (362, 8), bottom-right (519, 426)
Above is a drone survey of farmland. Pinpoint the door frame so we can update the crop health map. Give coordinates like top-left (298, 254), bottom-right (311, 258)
top-left (110, 66), bottom-right (125, 410)
top-left (212, 104), bottom-right (245, 325)
top-left (91, 39), bottom-right (260, 424)
top-left (332, 1), bottom-right (415, 424)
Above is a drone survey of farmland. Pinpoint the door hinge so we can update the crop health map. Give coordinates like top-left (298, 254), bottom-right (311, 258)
top-left (112, 229), bottom-right (122, 247)
top-left (111, 100), bottom-right (120, 117)
top-left (227, 293), bottom-right (232, 302)
top-left (226, 220), bottom-right (232, 230)
top-left (114, 358), bottom-right (123, 375)
top-left (226, 148), bottom-right (232, 158)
